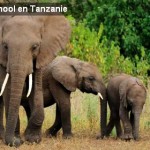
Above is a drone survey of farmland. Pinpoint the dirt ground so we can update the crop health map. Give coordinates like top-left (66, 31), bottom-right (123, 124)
top-left (0, 87), bottom-right (149, 150)
top-left (0, 130), bottom-right (150, 150)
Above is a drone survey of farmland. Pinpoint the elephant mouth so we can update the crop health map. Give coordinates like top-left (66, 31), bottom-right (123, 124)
top-left (81, 87), bottom-right (98, 95)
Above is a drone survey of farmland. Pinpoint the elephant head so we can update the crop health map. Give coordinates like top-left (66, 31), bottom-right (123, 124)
top-left (119, 77), bottom-right (147, 140)
top-left (0, 15), bottom-right (71, 146)
top-left (50, 56), bottom-right (104, 95)
top-left (50, 56), bottom-right (107, 137)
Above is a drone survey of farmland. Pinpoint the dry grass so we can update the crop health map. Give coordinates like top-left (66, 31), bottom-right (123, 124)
top-left (0, 82), bottom-right (150, 150)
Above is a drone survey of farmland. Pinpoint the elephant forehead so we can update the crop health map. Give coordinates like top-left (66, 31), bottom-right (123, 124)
top-left (82, 63), bottom-right (99, 72)
top-left (4, 16), bottom-right (41, 34)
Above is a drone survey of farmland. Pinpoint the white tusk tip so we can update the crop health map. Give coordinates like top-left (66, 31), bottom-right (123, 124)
top-left (0, 73), bottom-right (9, 96)
top-left (26, 93), bottom-right (30, 98)
top-left (26, 74), bottom-right (32, 98)
top-left (98, 92), bottom-right (103, 100)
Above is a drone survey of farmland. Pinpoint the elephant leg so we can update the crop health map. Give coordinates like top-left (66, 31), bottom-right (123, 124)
top-left (130, 112), bottom-right (134, 136)
top-left (0, 98), bottom-right (4, 139)
top-left (49, 77), bottom-right (72, 139)
top-left (115, 117), bottom-right (122, 138)
top-left (105, 112), bottom-right (115, 137)
top-left (46, 104), bottom-right (62, 137)
top-left (119, 105), bottom-right (133, 140)
top-left (25, 69), bottom-right (44, 143)
top-left (130, 112), bottom-right (134, 127)
top-left (59, 99), bottom-right (72, 138)
top-left (54, 94), bottom-right (72, 138)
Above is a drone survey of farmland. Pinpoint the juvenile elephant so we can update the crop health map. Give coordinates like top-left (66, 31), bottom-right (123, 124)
top-left (22, 56), bottom-right (107, 138)
top-left (105, 74), bottom-right (146, 140)
top-left (0, 15), bottom-right (70, 146)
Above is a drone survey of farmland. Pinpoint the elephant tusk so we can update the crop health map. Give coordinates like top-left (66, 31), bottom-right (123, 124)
top-left (26, 74), bottom-right (33, 97)
top-left (0, 73), bottom-right (9, 96)
top-left (98, 92), bottom-right (103, 100)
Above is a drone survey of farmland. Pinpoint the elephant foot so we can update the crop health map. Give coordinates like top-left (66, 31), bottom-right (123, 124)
top-left (63, 133), bottom-right (73, 139)
top-left (45, 128), bottom-right (58, 138)
top-left (24, 128), bottom-right (42, 143)
top-left (117, 133), bottom-right (123, 139)
top-left (5, 136), bottom-right (23, 147)
top-left (96, 133), bottom-right (102, 139)
top-left (15, 132), bottom-right (21, 139)
top-left (133, 136), bottom-right (140, 141)
top-left (121, 133), bottom-right (133, 141)
top-left (96, 133), bottom-right (107, 139)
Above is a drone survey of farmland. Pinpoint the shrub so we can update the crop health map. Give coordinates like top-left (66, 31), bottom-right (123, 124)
top-left (60, 0), bottom-right (150, 64)
top-left (63, 16), bottom-right (148, 81)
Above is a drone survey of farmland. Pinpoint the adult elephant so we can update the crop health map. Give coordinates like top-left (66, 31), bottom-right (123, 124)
top-left (105, 74), bottom-right (146, 140)
top-left (14, 56), bottom-right (106, 139)
top-left (0, 15), bottom-right (71, 146)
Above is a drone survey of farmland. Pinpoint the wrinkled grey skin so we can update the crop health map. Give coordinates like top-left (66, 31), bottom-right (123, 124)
top-left (0, 15), bottom-right (70, 147)
top-left (105, 74), bottom-right (146, 140)
top-left (0, 56), bottom-right (107, 140)
top-left (41, 56), bottom-right (107, 138)
top-left (29, 56), bottom-right (106, 138)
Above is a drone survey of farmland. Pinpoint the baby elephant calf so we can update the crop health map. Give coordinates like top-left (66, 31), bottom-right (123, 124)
top-left (105, 74), bottom-right (147, 140)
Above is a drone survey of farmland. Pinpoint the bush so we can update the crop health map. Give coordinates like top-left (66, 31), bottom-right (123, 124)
top-left (60, 0), bottom-right (150, 64)
top-left (63, 16), bottom-right (148, 81)
top-left (90, 1), bottom-right (150, 63)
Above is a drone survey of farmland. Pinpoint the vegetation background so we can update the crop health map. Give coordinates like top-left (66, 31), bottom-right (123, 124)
top-left (0, 0), bottom-right (150, 149)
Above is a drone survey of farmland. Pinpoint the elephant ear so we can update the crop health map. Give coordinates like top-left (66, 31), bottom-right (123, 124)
top-left (36, 16), bottom-right (71, 69)
top-left (50, 56), bottom-right (77, 92)
top-left (119, 80), bottom-right (128, 108)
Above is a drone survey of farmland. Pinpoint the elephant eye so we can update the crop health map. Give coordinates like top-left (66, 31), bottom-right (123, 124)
top-left (32, 43), bottom-right (40, 58)
top-left (88, 76), bottom-right (95, 81)
top-left (2, 42), bottom-right (8, 50)
top-left (32, 43), bottom-right (39, 51)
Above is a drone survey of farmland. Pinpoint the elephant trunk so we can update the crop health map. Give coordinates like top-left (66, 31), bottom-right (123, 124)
top-left (133, 112), bottom-right (140, 140)
top-left (99, 83), bottom-right (107, 138)
top-left (5, 64), bottom-right (27, 146)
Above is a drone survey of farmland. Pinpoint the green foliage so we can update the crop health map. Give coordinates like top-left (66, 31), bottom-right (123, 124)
top-left (144, 121), bottom-right (150, 129)
top-left (60, 0), bottom-right (150, 65)
top-left (94, 0), bottom-right (149, 61)
top-left (64, 16), bottom-right (148, 81)
top-left (59, 0), bottom-right (91, 20)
